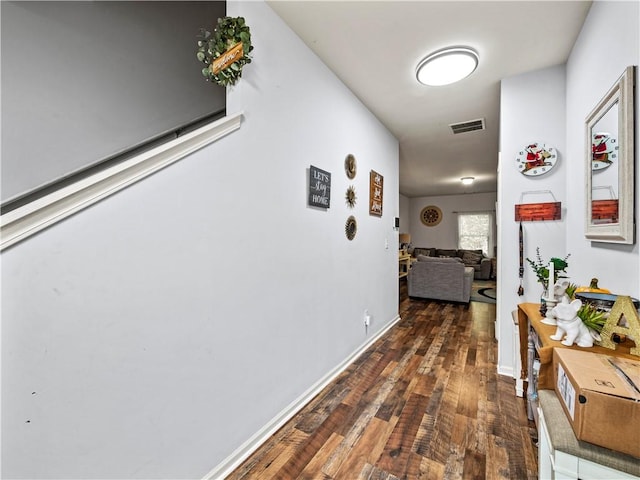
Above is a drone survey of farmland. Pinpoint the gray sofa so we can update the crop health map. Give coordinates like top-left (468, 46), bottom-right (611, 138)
top-left (408, 256), bottom-right (474, 303)
top-left (411, 247), bottom-right (493, 280)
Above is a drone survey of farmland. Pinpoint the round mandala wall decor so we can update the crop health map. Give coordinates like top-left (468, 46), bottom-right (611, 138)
top-left (345, 185), bottom-right (357, 208)
top-left (420, 205), bottom-right (442, 227)
top-left (345, 216), bottom-right (357, 241)
top-left (197, 16), bottom-right (253, 87)
top-left (345, 154), bottom-right (357, 179)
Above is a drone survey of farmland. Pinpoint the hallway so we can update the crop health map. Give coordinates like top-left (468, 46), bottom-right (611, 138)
top-left (227, 284), bottom-right (537, 479)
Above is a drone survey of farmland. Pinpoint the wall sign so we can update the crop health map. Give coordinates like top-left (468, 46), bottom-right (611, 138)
top-left (211, 42), bottom-right (244, 74)
top-left (515, 202), bottom-right (562, 222)
top-left (308, 165), bottom-right (331, 208)
top-left (369, 170), bottom-right (383, 216)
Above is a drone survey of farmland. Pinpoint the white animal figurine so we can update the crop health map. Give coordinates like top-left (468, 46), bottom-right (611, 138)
top-left (550, 298), bottom-right (596, 347)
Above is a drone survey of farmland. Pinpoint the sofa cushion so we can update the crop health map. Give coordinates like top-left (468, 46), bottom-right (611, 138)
top-left (462, 250), bottom-right (484, 266)
top-left (413, 247), bottom-right (436, 257)
top-left (418, 255), bottom-right (462, 263)
top-left (436, 249), bottom-right (458, 258)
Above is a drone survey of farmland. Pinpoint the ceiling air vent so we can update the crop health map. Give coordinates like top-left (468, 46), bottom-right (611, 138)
top-left (449, 118), bottom-right (485, 134)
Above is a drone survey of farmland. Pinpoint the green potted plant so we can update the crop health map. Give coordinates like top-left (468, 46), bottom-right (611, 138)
top-left (564, 282), bottom-right (607, 335)
top-left (526, 247), bottom-right (570, 294)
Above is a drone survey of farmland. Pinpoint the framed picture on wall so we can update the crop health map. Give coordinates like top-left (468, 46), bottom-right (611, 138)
top-left (369, 170), bottom-right (383, 216)
top-left (308, 165), bottom-right (331, 208)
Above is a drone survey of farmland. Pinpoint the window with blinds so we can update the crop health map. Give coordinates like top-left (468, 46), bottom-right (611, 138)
top-left (457, 212), bottom-right (493, 255)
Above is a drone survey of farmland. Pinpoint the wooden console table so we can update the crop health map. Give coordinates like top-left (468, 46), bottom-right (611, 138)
top-left (517, 303), bottom-right (637, 422)
top-left (398, 253), bottom-right (411, 279)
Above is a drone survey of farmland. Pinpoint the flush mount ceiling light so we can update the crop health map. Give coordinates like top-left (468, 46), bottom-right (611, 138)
top-left (416, 47), bottom-right (479, 86)
top-left (461, 177), bottom-right (475, 185)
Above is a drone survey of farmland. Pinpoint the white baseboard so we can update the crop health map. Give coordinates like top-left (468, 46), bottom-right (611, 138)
top-left (202, 314), bottom-right (402, 480)
top-left (497, 364), bottom-right (515, 379)
top-left (515, 378), bottom-right (525, 397)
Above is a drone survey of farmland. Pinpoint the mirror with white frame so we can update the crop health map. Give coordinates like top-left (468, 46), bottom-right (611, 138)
top-left (585, 66), bottom-right (635, 244)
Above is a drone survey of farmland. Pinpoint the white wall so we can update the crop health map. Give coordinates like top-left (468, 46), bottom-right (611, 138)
top-left (496, 1), bottom-right (640, 378)
top-left (565, 0), bottom-right (640, 292)
top-left (497, 65), bottom-right (567, 377)
top-left (0, 2), bottom-right (399, 478)
top-left (399, 193), bottom-right (410, 234)
top-left (408, 192), bottom-right (497, 252)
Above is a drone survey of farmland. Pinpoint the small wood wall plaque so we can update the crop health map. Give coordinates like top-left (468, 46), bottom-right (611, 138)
top-left (369, 170), bottom-right (383, 216)
top-left (515, 201), bottom-right (561, 222)
top-left (211, 42), bottom-right (244, 74)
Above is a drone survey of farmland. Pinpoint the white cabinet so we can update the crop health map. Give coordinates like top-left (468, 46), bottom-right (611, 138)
top-left (537, 390), bottom-right (639, 480)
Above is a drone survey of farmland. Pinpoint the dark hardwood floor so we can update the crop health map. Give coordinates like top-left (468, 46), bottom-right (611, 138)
top-left (227, 280), bottom-right (538, 479)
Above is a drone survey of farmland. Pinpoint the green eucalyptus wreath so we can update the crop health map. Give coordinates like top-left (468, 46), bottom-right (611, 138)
top-left (196, 16), bottom-right (253, 87)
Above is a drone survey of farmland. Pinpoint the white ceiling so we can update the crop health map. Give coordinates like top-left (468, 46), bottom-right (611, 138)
top-left (267, 0), bottom-right (592, 197)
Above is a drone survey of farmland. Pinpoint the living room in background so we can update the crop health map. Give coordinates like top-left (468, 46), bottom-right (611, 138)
top-left (457, 211), bottom-right (494, 256)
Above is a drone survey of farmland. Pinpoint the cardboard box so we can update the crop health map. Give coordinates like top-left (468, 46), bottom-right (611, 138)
top-left (553, 348), bottom-right (640, 458)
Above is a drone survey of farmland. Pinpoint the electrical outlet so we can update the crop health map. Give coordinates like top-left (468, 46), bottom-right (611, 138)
top-left (363, 309), bottom-right (371, 327)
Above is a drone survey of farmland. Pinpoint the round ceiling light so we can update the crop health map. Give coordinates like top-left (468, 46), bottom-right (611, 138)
top-left (416, 47), bottom-right (479, 86)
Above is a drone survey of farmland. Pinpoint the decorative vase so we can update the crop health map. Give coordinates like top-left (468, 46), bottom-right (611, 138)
top-left (539, 282), bottom-right (549, 317)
